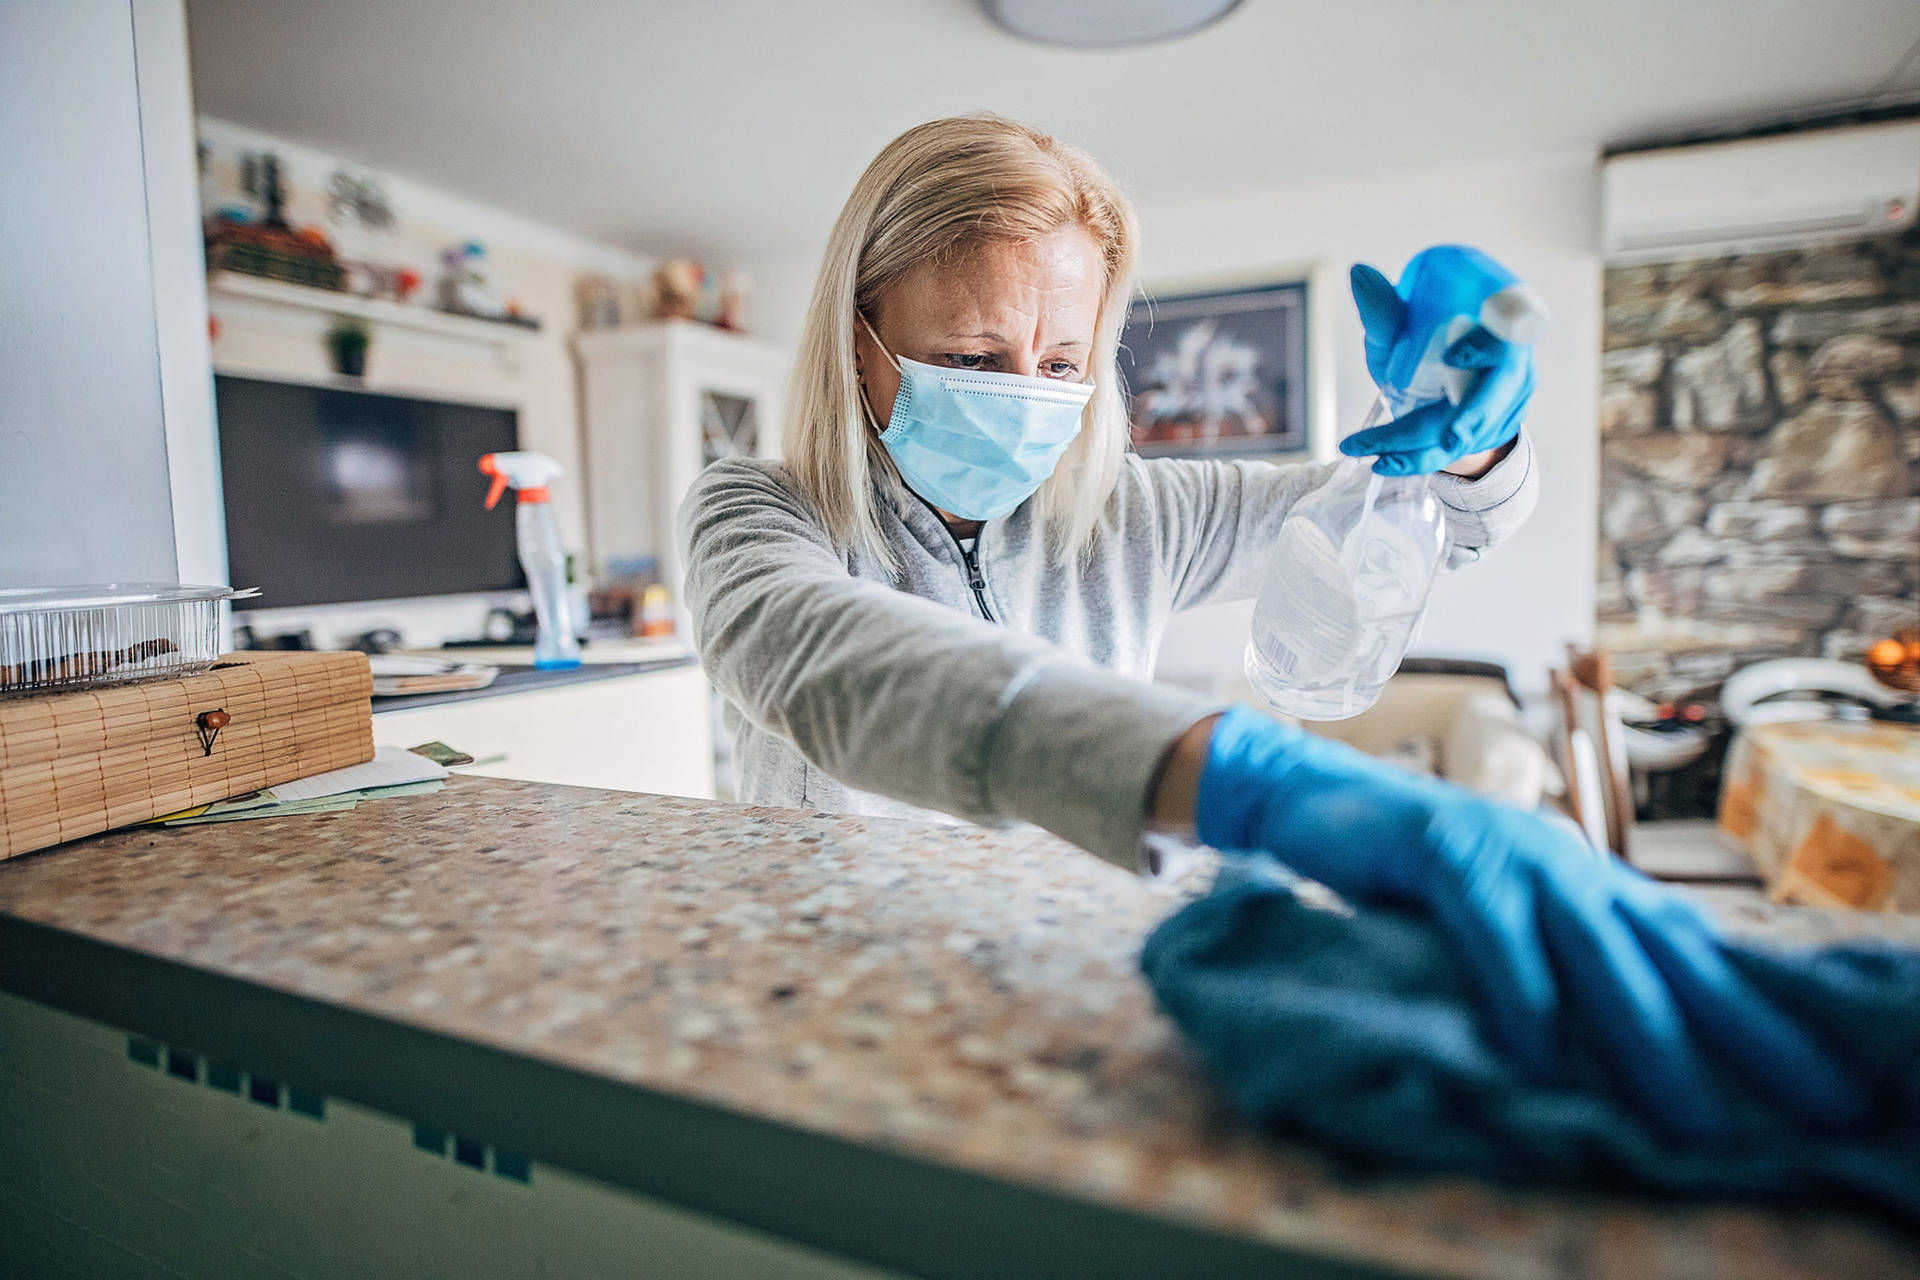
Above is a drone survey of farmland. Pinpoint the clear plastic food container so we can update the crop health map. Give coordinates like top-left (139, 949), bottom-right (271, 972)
top-left (0, 584), bottom-right (254, 697)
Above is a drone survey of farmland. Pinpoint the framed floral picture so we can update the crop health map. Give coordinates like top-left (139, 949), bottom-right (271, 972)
top-left (1120, 276), bottom-right (1319, 459)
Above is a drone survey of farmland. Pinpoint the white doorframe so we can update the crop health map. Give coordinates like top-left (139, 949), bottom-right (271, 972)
top-left (135, 0), bottom-right (227, 587)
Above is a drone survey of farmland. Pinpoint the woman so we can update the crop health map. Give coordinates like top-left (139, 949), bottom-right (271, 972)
top-left (681, 116), bottom-right (1850, 1138)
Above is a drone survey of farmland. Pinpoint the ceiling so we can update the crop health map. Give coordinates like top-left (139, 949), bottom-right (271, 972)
top-left (184, 0), bottom-right (1920, 261)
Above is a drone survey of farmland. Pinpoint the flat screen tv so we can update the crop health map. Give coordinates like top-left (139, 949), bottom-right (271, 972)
top-left (215, 376), bottom-right (526, 609)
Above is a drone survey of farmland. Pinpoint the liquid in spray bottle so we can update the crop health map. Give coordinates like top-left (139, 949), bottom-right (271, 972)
top-left (1244, 399), bottom-right (1448, 720)
top-left (1245, 249), bottom-right (1550, 719)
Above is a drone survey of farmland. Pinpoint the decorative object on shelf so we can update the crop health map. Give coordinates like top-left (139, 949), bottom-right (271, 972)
top-left (330, 262), bottom-right (404, 304)
top-left (694, 271), bottom-right (727, 325)
top-left (439, 240), bottom-right (507, 319)
top-left (641, 261), bottom-right (751, 331)
top-left (245, 151), bottom-right (291, 229)
top-left (576, 274), bottom-right (623, 329)
top-left (325, 169), bottom-right (394, 235)
top-left (436, 241), bottom-right (540, 329)
top-left (648, 260), bottom-right (703, 321)
top-left (1122, 277), bottom-right (1311, 459)
top-left (326, 168), bottom-right (398, 297)
top-left (203, 151), bottom-right (349, 292)
top-left (206, 213), bottom-right (346, 291)
top-left (638, 584), bottom-right (675, 637)
top-left (588, 555), bottom-right (660, 637)
top-left (717, 269), bottom-right (751, 333)
top-left (1867, 630), bottom-right (1920, 695)
top-left (325, 318), bottom-right (371, 378)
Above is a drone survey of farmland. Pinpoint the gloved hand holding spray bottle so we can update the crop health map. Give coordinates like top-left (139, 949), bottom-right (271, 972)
top-left (480, 451), bottom-right (582, 670)
top-left (1246, 245), bottom-right (1549, 720)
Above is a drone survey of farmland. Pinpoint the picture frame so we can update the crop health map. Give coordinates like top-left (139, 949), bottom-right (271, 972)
top-left (1121, 263), bottom-right (1337, 461)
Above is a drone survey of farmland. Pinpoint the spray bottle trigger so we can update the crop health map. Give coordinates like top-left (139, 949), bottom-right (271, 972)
top-left (479, 454), bottom-right (508, 509)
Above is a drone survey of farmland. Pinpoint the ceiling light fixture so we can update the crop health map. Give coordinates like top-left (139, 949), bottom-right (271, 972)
top-left (980, 0), bottom-right (1243, 49)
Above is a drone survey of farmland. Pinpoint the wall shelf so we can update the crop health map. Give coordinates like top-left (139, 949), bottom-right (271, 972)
top-left (207, 272), bottom-right (541, 353)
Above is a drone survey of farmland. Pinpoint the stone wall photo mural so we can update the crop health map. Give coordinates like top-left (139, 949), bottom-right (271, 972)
top-left (1598, 227), bottom-right (1920, 814)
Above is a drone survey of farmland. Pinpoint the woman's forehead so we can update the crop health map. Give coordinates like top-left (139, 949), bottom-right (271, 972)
top-left (882, 227), bottom-right (1103, 335)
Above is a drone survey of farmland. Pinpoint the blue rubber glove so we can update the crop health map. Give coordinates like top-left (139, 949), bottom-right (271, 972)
top-left (1195, 706), bottom-right (1860, 1141)
top-left (1342, 245), bottom-right (1543, 477)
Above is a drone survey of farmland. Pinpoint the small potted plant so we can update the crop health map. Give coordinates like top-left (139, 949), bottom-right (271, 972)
top-left (325, 318), bottom-right (371, 378)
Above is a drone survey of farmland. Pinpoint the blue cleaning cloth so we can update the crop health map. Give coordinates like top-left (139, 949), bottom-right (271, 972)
top-left (1141, 862), bottom-right (1920, 1221)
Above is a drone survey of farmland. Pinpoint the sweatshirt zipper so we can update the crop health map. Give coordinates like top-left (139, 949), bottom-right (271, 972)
top-left (956, 539), bottom-right (996, 623)
top-left (907, 490), bottom-right (997, 623)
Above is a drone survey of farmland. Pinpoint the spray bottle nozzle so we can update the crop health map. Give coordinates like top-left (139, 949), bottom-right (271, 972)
top-left (479, 451), bottom-right (563, 509)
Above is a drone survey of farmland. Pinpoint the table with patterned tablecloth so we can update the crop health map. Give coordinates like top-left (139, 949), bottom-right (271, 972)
top-left (1719, 718), bottom-right (1920, 913)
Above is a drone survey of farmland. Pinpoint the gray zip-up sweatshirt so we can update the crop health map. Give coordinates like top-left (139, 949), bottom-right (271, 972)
top-left (678, 437), bottom-right (1537, 871)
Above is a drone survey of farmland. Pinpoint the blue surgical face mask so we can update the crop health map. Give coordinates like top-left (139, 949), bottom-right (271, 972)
top-left (860, 314), bottom-right (1093, 522)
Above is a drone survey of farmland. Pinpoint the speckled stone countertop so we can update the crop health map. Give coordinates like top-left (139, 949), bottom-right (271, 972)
top-left (2, 777), bottom-right (1917, 1279)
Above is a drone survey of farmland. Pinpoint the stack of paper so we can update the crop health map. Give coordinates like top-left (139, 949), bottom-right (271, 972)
top-left (367, 656), bottom-right (499, 696)
top-left (146, 745), bottom-right (451, 827)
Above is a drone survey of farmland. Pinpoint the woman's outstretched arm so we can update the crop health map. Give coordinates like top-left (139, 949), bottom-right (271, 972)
top-left (680, 459), bottom-right (1220, 869)
top-left (1143, 431), bottom-right (1539, 613)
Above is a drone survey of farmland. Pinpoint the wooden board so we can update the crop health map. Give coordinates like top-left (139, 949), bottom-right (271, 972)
top-left (0, 651), bottom-right (373, 859)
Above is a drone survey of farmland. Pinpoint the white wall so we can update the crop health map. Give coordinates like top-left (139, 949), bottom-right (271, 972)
top-left (0, 0), bottom-right (195, 588)
top-left (753, 149), bottom-right (1602, 694)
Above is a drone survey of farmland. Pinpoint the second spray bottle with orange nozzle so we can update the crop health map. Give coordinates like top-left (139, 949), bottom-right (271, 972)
top-left (480, 451), bottom-right (582, 670)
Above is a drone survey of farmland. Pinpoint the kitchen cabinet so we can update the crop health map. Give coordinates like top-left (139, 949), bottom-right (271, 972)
top-left (575, 320), bottom-right (788, 629)
top-left (372, 659), bottom-right (714, 798)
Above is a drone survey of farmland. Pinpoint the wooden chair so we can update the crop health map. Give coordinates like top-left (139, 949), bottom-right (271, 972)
top-left (1550, 667), bottom-right (1611, 854)
top-left (1564, 646), bottom-right (1635, 861)
top-left (1552, 646), bottom-right (1761, 885)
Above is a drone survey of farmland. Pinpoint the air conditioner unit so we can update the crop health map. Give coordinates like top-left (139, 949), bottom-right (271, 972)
top-left (1601, 120), bottom-right (1920, 264)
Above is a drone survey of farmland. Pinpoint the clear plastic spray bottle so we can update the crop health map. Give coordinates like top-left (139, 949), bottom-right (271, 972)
top-left (1245, 261), bottom-right (1549, 720)
top-left (480, 451), bottom-right (582, 670)
top-left (1244, 399), bottom-right (1449, 720)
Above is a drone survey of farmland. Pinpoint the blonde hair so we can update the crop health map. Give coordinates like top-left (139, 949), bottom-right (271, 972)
top-left (783, 114), bottom-right (1139, 565)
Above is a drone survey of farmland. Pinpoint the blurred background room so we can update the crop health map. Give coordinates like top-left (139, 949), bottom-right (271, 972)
top-left (9, 0), bottom-right (1919, 818)
top-left (4, 2), bottom-right (1920, 1275)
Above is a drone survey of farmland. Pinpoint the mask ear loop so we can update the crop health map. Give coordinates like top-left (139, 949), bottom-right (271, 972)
top-left (855, 311), bottom-right (902, 434)
top-left (856, 311), bottom-right (902, 372)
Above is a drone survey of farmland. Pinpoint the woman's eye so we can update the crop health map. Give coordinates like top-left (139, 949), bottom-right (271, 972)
top-left (941, 353), bottom-right (989, 369)
top-left (1043, 361), bottom-right (1081, 379)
